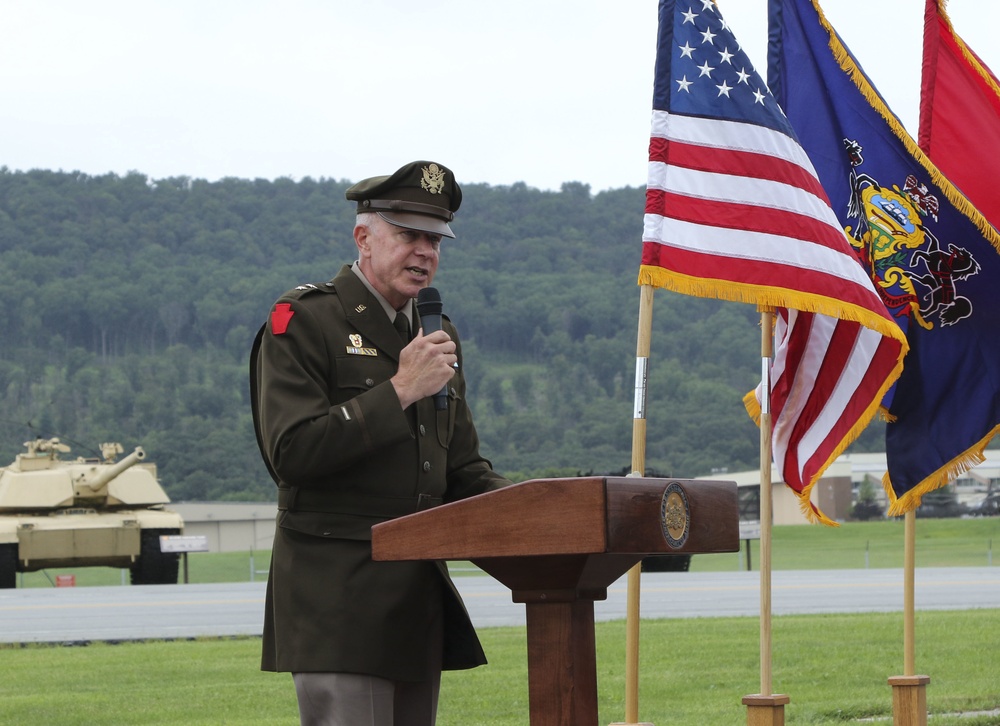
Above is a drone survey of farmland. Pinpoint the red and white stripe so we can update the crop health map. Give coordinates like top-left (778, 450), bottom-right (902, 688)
top-left (641, 109), bottom-right (906, 521)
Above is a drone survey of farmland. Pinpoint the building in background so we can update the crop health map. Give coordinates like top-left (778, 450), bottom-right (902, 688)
top-left (170, 502), bottom-right (276, 553)
top-left (174, 451), bottom-right (1000, 550)
top-left (708, 451), bottom-right (1000, 525)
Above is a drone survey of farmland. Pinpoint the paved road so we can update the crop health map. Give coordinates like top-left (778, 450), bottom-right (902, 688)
top-left (1, 567), bottom-right (997, 644)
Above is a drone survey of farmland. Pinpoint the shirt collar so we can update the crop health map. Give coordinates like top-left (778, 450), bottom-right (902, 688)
top-left (350, 261), bottom-right (413, 325)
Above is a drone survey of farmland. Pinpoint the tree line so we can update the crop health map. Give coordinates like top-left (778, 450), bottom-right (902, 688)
top-left (0, 167), bottom-right (887, 500)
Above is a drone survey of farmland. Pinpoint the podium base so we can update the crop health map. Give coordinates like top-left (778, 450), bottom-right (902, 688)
top-left (888, 675), bottom-right (930, 726)
top-left (742, 694), bottom-right (790, 726)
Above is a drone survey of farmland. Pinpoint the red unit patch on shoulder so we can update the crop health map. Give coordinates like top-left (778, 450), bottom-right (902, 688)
top-left (271, 303), bottom-right (294, 334)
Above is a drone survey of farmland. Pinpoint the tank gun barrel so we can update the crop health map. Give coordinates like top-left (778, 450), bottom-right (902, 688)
top-left (82, 447), bottom-right (146, 492)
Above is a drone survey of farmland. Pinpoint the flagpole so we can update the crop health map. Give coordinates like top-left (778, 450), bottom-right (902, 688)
top-left (888, 510), bottom-right (930, 724)
top-left (742, 308), bottom-right (789, 725)
top-left (760, 310), bottom-right (774, 696)
top-left (904, 510), bottom-right (916, 675)
top-left (758, 309), bottom-right (774, 697)
top-left (616, 282), bottom-right (655, 726)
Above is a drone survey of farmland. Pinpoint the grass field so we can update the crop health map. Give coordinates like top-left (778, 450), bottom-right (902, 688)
top-left (1, 610), bottom-right (997, 725)
top-left (4, 518), bottom-right (999, 723)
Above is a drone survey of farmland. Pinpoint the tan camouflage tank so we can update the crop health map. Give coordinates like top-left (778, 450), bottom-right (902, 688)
top-left (0, 438), bottom-right (184, 587)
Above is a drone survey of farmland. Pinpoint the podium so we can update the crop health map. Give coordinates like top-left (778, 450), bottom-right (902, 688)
top-left (372, 476), bottom-right (739, 725)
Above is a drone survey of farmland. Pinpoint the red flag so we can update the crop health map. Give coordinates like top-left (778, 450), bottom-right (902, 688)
top-left (640, 0), bottom-right (907, 524)
top-left (919, 0), bottom-right (1000, 227)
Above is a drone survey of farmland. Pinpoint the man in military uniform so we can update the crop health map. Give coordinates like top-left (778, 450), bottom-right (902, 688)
top-left (250, 161), bottom-right (510, 726)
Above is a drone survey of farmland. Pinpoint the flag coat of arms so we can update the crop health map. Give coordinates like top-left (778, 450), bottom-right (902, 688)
top-left (768, 0), bottom-right (1000, 514)
top-left (638, 0), bottom-right (906, 523)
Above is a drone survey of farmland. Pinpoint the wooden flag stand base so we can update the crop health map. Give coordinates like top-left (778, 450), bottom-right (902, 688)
top-left (888, 675), bottom-right (930, 726)
top-left (742, 694), bottom-right (790, 726)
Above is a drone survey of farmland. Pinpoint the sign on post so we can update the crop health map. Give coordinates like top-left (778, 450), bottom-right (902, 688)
top-left (739, 520), bottom-right (761, 571)
top-left (739, 520), bottom-right (762, 540)
top-left (159, 535), bottom-right (209, 553)
top-left (159, 535), bottom-right (208, 584)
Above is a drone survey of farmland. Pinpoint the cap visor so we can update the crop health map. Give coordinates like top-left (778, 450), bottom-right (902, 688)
top-left (377, 211), bottom-right (455, 238)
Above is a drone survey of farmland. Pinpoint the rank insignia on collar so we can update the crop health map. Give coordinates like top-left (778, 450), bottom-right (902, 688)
top-left (355, 304), bottom-right (367, 313)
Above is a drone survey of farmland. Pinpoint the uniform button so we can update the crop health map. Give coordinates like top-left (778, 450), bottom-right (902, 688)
top-left (419, 425), bottom-right (426, 436)
top-left (450, 387), bottom-right (456, 396)
top-left (365, 378), bottom-right (375, 387)
top-left (422, 461), bottom-right (431, 472)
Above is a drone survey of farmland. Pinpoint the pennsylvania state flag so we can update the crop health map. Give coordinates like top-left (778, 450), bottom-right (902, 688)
top-left (768, 0), bottom-right (1000, 515)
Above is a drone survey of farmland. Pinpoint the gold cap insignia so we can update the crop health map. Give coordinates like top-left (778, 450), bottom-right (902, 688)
top-left (420, 164), bottom-right (447, 195)
top-left (349, 334), bottom-right (363, 348)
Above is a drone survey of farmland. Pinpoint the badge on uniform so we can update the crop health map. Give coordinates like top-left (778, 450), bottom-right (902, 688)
top-left (271, 303), bottom-right (294, 335)
top-left (346, 334), bottom-right (377, 356)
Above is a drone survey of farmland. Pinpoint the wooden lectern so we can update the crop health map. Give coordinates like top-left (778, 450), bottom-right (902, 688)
top-left (372, 476), bottom-right (739, 725)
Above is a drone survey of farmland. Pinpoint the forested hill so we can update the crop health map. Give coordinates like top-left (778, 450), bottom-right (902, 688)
top-left (0, 167), bottom-right (885, 501)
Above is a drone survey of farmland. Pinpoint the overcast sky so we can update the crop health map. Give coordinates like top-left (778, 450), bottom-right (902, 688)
top-left (3, 1), bottom-right (995, 192)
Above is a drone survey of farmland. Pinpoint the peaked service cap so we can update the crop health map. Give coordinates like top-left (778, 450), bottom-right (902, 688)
top-left (346, 160), bottom-right (462, 238)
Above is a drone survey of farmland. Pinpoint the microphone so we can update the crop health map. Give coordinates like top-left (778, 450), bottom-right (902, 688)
top-left (416, 286), bottom-right (449, 410)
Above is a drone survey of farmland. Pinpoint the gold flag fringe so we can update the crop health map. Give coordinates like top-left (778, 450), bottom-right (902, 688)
top-left (885, 424), bottom-right (1000, 517)
top-left (638, 266), bottom-right (909, 348)
top-left (810, 0), bottom-right (1000, 253)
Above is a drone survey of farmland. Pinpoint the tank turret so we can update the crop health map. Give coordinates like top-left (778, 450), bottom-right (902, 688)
top-left (78, 445), bottom-right (145, 493)
top-left (0, 438), bottom-right (184, 588)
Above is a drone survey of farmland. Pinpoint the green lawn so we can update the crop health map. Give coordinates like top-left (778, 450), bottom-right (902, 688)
top-left (1, 609), bottom-right (997, 725)
top-left (692, 517), bottom-right (1000, 572)
top-left (4, 519), bottom-right (999, 723)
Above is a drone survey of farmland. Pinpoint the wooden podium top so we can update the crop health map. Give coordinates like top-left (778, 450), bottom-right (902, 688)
top-left (372, 476), bottom-right (738, 562)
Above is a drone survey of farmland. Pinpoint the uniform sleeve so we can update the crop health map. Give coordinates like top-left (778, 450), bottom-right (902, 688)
top-left (257, 297), bottom-right (413, 485)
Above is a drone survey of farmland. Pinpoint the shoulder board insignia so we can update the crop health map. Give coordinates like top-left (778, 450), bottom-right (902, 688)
top-left (285, 282), bottom-right (336, 300)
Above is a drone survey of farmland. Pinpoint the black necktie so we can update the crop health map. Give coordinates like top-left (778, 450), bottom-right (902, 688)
top-left (393, 313), bottom-right (410, 343)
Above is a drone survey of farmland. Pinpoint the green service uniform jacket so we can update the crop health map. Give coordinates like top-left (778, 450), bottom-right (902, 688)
top-left (250, 265), bottom-right (508, 682)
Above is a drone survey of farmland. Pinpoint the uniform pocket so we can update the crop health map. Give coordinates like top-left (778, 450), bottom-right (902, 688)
top-left (333, 354), bottom-right (397, 396)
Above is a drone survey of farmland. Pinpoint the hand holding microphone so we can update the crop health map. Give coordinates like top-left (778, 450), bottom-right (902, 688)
top-left (416, 287), bottom-right (450, 410)
top-left (391, 287), bottom-right (455, 410)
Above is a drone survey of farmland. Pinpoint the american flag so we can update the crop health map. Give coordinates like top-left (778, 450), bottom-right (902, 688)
top-left (638, 0), bottom-right (907, 523)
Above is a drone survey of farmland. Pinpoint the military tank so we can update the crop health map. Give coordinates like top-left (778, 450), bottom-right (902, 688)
top-left (0, 438), bottom-right (184, 588)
